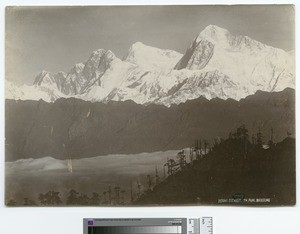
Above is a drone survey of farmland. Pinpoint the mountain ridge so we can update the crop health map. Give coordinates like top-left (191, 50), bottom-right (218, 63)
top-left (6, 25), bottom-right (295, 106)
top-left (5, 88), bottom-right (295, 161)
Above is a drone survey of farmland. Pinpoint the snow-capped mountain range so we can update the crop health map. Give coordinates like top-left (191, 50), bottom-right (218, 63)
top-left (6, 25), bottom-right (295, 106)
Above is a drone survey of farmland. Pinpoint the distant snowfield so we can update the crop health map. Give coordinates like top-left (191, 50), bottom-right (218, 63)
top-left (5, 149), bottom-right (187, 204)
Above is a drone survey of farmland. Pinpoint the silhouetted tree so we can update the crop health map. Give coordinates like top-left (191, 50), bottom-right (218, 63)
top-left (178, 150), bottom-right (187, 169)
top-left (137, 181), bottom-right (142, 197)
top-left (237, 124), bottom-right (249, 141)
top-left (257, 127), bottom-right (263, 148)
top-left (147, 175), bottom-right (152, 190)
top-left (108, 186), bottom-right (112, 204)
top-left (38, 193), bottom-right (47, 205)
top-left (90, 192), bottom-right (101, 205)
top-left (204, 140), bottom-right (209, 155)
top-left (155, 166), bottom-right (160, 184)
top-left (199, 140), bottom-right (203, 157)
top-left (213, 138), bottom-right (219, 148)
top-left (66, 189), bottom-right (79, 205)
top-left (252, 134), bottom-right (256, 145)
top-left (102, 191), bottom-right (107, 204)
top-left (6, 199), bottom-right (17, 206)
top-left (236, 125), bottom-right (249, 157)
top-left (120, 190), bottom-right (126, 204)
top-left (77, 193), bottom-right (90, 205)
top-left (115, 186), bottom-right (120, 204)
top-left (130, 183), bottom-right (134, 202)
top-left (167, 159), bottom-right (176, 175)
top-left (23, 197), bottom-right (36, 206)
top-left (268, 127), bottom-right (275, 148)
top-left (39, 191), bottom-right (62, 206)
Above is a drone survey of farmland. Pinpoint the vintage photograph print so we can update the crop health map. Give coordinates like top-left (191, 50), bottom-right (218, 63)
top-left (5, 5), bottom-right (295, 206)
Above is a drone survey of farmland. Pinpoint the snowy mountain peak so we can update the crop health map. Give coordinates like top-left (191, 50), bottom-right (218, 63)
top-left (90, 48), bottom-right (106, 57)
top-left (82, 48), bottom-right (118, 80)
top-left (88, 48), bottom-right (117, 64)
top-left (197, 25), bottom-right (232, 44)
top-left (130, 41), bottom-right (146, 49)
top-left (175, 24), bottom-right (294, 97)
top-left (202, 24), bottom-right (228, 33)
top-left (72, 63), bottom-right (85, 74)
top-left (104, 50), bottom-right (116, 60)
top-left (40, 70), bottom-right (50, 75)
top-left (125, 41), bottom-right (182, 70)
top-left (33, 70), bottom-right (52, 86)
top-left (196, 25), bottom-right (267, 51)
top-left (57, 71), bottom-right (66, 76)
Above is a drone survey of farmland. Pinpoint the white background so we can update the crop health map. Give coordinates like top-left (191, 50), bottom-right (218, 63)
top-left (0, 1), bottom-right (299, 233)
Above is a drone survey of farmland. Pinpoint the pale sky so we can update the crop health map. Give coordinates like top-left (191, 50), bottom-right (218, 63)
top-left (5, 5), bottom-right (295, 85)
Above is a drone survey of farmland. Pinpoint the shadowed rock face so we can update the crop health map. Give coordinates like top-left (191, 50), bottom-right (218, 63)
top-left (5, 88), bottom-right (294, 161)
top-left (33, 49), bottom-right (117, 96)
top-left (174, 38), bottom-right (214, 70)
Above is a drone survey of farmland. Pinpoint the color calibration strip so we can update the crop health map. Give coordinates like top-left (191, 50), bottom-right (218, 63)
top-left (83, 218), bottom-right (213, 234)
top-left (88, 226), bottom-right (182, 234)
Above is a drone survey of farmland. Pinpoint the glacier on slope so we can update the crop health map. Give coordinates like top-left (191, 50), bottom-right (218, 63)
top-left (6, 25), bottom-right (295, 106)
